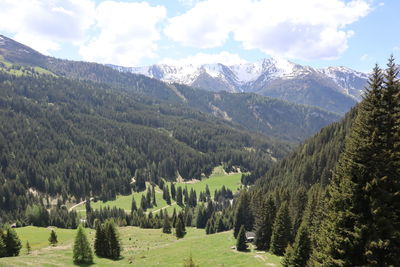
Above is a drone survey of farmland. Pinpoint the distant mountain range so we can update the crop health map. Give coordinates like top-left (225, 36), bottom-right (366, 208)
top-left (109, 58), bottom-right (369, 114)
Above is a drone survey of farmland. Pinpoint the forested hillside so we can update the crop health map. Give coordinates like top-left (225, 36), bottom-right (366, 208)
top-left (0, 70), bottom-right (289, 222)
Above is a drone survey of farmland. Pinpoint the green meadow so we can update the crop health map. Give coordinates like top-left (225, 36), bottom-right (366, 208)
top-left (73, 168), bottom-right (243, 215)
top-left (0, 226), bottom-right (281, 267)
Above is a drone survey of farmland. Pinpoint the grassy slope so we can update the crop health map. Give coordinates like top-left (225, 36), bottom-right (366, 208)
top-left (74, 168), bottom-right (243, 215)
top-left (0, 226), bottom-right (282, 267)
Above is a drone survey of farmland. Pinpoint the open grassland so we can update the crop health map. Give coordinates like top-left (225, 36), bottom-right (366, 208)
top-left (73, 169), bottom-right (243, 215)
top-left (0, 226), bottom-right (282, 267)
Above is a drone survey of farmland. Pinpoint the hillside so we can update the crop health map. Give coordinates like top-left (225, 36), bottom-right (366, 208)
top-left (0, 34), bottom-right (340, 143)
top-left (111, 58), bottom-right (367, 114)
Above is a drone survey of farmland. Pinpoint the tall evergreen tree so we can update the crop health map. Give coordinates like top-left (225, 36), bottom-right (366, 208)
top-left (163, 212), bottom-right (172, 234)
top-left (4, 228), bottom-right (22, 257)
top-left (25, 241), bottom-right (31, 255)
top-left (312, 60), bottom-right (400, 266)
top-left (48, 230), bottom-right (58, 246)
top-left (236, 225), bottom-right (248, 252)
top-left (131, 196), bottom-right (137, 213)
top-left (171, 183), bottom-right (176, 200)
top-left (233, 190), bottom-right (252, 238)
top-left (283, 224), bottom-right (311, 267)
top-left (270, 202), bottom-right (291, 256)
top-left (176, 187), bottom-right (183, 206)
top-left (175, 213), bottom-right (186, 238)
top-left (104, 220), bottom-right (121, 260)
top-left (73, 225), bottom-right (93, 264)
top-left (254, 196), bottom-right (276, 251)
top-left (94, 221), bottom-right (106, 257)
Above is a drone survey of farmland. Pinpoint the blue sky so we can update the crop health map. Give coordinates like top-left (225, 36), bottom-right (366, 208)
top-left (0, 0), bottom-right (399, 72)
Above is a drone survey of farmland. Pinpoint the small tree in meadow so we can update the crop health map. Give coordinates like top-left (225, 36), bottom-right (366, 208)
top-left (49, 230), bottom-right (58, 246)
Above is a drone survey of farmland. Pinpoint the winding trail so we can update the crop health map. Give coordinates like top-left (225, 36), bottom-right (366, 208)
top-left (68, 197), bottom-right (93, 212)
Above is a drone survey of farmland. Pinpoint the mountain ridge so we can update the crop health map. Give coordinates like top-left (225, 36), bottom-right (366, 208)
top-left (109, 58), bottom-right (369, 114)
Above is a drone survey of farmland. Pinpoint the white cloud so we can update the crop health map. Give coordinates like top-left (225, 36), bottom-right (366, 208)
top-left (79, 1), bottom-right (166, 66)
top-left (0, 0), bottom-right (95, 54)
top-left (165, 0), bottom-right (371, 60)
top-left (160, 51), bottom-right (247, 66)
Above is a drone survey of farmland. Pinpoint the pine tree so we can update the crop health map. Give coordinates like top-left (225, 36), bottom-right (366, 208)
top-left (48, 229), bottom-right (58, 246)
top-left (171, 183), bottom-right (176, 200)
top-left (131, 196), bottom-right (137, 213)
top-left (282, 245), bottom-right (294, 267)
top-left (152, 186), bottom-right (157, 206)
top-left (163, 213), bottom-right (172, 234)
top-left (176, 187), bottom-right (183, 206)
top-left (312, 60), bottom-right (400, 266)
top-left (254, 196), bottom-right (276, 251)
top-left (270, 202), bottom-right (291, 256)
top-left (175, 213), bottom-right (186, 238)
top-left (94, 221), bottom-right (106, 257)
top-left (285, 224), bottom-right (311, 267)
top-left (140, 194), bottom-right (147, 211)
top-left (73, 225), bottom-right (93, 264)
top-left (104, 220), bottom-right (121, 260)
top-left (233, 190), bottom-right (252, 238)
top-left (4, 228), bottom-right (22, 257)
top-left (236, 225), bottom-right (247, 251)
top-left (26, 241), bottom-right (31, 255)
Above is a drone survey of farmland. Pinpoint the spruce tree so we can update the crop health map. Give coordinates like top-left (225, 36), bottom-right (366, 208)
top-left (131, 196), bottom-right (137, 213)
top-left (254, 196), bottom-right (276, 251)
top-left (175, 213), bottom-right (186, 238)
top-left (270, 202), bottom-right (291, 256)
top-left (73, 225), bottom-right (93, 264)
top-left (312, 60), bottom-right (400, 266)
top-left (48, 229), bottom-right (58, 246)
top-left (104, 220), bottom-right (121, 260)
top-left (233, 190), bottom-right (252, 238)
top-left (171, 183), bottom-right (176, 200)
top-left (282, 245), bottom-right (294, 267)
top-left (176, 187), bottom-right (183, 206)
top-left (94, 222), bottom-right (106, 257)
top-left (162, 213), bottom-right (172, 234)
top-left (236, 225), bottom-right (247, 251)
top-left (285, 224), bottom-right (311, 267)
top-left (4, 228), bottom-right (22, 257)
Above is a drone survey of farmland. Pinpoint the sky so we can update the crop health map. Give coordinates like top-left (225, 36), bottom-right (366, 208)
top-left (0, 0), bottom-right (399, 72)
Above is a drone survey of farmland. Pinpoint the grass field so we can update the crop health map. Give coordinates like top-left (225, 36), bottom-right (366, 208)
top-left (73, 168), bottom-right (243, 215)
top-left (0, 226), bottom-right (282, 267)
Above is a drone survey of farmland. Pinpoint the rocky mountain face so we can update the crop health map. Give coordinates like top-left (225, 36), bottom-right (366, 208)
top-left (109, 58), bottom-right (369, 114)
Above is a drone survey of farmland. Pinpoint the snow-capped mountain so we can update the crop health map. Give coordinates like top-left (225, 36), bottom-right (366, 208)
top-left (108, 58), bottom-right (369, 114)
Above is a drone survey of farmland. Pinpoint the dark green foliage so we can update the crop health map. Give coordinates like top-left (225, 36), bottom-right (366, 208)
top-left (270, 202), bottom-right (291, 256)
top-left (131, 196), bottom-right (137, 213)
top-left (175, 213), bottom-right (186, 239)
top-left (162, 213), bottom-right (172, 234)
top-left (236, 225), bottom-right (247, 252)
top-left (163, 185), bottom-right (171, 205)
top-left (171, 183), bottom-right (176, 200)
top-left (233, 190), bottom-right (252, 238)
top-left (312, 60), bottom-right (400, 266)
top-left (4, 228), bottom-right (22, 257)
top-left (73, 225), bottom-right (93, 264)
top-left (283, 224), bottom-right (311, 267)
top-left (176, 187), bottom-right (183, 206)
top-left (254, 196), bottom-right (276, 251)
top-left (0, 230), bottom-right (7, 257)
top-left (48, 230), bottom-right (58, 246)
top-left (94, 221), bottom-right (106, 258)
top-left (195, 204), bottom-right (207, 229)
top-left (104, 220), bottom-right (121, 260)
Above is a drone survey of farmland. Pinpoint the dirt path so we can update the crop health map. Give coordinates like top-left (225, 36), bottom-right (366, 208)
top-left (148, 202), bottom-right (177, 214)
top-left (68, 197), bottom-right (93, 212)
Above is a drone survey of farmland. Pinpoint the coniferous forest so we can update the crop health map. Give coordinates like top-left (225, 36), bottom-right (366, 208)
top-left (0, 32), bottom-right (399, 267)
